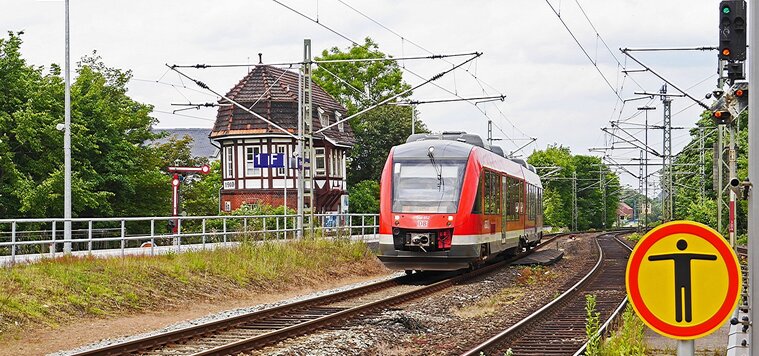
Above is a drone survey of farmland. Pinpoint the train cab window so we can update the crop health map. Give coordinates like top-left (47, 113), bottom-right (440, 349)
top-left (392, 160), bottom-right (467, 213)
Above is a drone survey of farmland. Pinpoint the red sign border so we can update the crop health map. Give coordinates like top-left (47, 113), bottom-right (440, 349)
top-left (626, 221), bottom-right (741, 339)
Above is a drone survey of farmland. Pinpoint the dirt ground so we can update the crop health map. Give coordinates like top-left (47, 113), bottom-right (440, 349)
top-left (0, 273), bottom-right (390, 356)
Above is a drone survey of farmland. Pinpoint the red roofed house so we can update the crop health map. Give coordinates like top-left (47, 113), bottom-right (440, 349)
top-left (617, 202), bottom-right (633, 226)
top-left (211, 65), bottom-right (355, 213)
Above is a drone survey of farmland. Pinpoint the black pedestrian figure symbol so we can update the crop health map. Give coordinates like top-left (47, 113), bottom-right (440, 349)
top-left (648, 239), bottom-right (717, 323)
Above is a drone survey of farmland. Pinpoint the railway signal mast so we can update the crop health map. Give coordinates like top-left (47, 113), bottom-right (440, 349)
top-left (166, 165), bottom-right (210, 234)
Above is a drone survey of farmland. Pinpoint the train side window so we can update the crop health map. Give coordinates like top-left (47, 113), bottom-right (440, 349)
top-left (484, 170), bottom-right (499, 214)
top-left (472, 175), bottom-right (483, 214)
top-left (505, 176), bottom-right (518, 221)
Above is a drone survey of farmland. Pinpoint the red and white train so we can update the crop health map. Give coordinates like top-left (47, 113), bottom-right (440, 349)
top-left (377, 132), bottom-right (543, 271)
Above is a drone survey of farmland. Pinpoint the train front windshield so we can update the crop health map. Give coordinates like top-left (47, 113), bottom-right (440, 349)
top-left (392, 160), bottom-right (466, 213)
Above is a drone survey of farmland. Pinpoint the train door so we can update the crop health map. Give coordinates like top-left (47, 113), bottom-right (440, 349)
top-left (528, 184), bottom-right (537, 239)
top-left (501, 175), bottom-right (508, 244)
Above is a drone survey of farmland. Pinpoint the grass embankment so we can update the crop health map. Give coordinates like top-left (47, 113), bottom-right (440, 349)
top-left (0, 239), bottom-right (383, 337)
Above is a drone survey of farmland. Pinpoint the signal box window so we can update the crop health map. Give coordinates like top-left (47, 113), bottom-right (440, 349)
top-left (315, 147), bottom-right (326, 176)
top-left (224, 146), bottom-right (233, 178)
top-left (246, 146), bottom-right (261, 177)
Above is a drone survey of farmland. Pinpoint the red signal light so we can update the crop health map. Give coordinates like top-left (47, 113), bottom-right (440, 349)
top-left (735, 89), bottom-right (744, 97)
top-left (722, 48), bottom-right (732, 56)
top-left (715, 111), bottom-right (724, 118)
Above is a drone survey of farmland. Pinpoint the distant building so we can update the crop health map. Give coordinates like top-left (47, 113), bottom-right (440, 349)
top-left (617, 202), bottom-right (633, 225)
top-left (211, 65), bottom-right (355, 213)
top-left (151, 128), bottom-right (219, 162)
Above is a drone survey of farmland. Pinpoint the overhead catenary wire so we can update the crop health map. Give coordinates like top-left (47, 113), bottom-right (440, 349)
top-left (271, 0), bottom-right (534, 152)
top-left (334, 0), bottom-right (506, 96)
top-left (315, 53), bottom-right (483, 133)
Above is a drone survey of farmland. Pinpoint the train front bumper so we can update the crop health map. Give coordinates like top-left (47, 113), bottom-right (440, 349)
top-left (377, 243), bottom-right (479, 271)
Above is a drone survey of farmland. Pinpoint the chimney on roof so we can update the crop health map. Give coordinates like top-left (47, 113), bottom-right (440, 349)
top-left (258, 53), bottom-right (263, 64)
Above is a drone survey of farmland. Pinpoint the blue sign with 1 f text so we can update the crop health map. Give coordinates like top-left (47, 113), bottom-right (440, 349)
top-left (254, 153), bottom-right (285, 168)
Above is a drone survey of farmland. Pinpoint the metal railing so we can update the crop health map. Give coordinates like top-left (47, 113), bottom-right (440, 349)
top-left (0, 213), bottom-right (379, 266)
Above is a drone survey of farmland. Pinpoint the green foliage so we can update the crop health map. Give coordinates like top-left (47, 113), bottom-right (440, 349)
top-left (313, 37), bottom-right (411, 115)
top-left (600, 304), bottom-right (647, 355)
top-left (684, 198), bottom-right (718, 229)
top-left (183, 161), bottom-right (222, 217)
top-left (349, 180), bottom-right (380, 213)
top-left (585, 294), bottom-right (601, 356)
top-left (527, 145), bottom-right (620, 230)
top-left (671, 109), bottom-right (748, 235)
top-left (0, 32), bottom-right (169, 218)
top-left (626, 232), bottom-right (642, 244)
top-left (313, 38), bottom-right (428, 186)
top-left (346, 105), bottom-right (428, 185)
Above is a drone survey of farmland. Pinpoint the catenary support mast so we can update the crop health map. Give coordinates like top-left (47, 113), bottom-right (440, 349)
top-left (748, 0), bottom-right (758, 350)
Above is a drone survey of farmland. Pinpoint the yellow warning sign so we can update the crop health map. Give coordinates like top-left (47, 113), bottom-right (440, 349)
top-left (626, 221), bottom-right (741, 340)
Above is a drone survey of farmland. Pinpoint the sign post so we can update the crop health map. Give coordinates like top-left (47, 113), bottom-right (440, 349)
top-left (626, 221), bottom-right (741, 355)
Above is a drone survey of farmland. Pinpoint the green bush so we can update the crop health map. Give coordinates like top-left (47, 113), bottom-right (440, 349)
top-left (600, 304), bottom-right (647, 355)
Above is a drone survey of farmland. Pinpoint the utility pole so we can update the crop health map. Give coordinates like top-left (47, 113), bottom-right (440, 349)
top-left (300, 39), bottom-right (315, 238)
top-left (716, 126), bottom-right (728, 234)
top-left (572, 171), bottom-right (578, 231)
top-left (699, 127), bottom-right (706, 200)
top-left (600, 167), bottom-right (606, 230)
top-left (297, 58), bottom-right (303, 238)
top-left (638, 106), bottom-right (656, 228)
top-left (487, 119), bottom-right (493, 146)
top-left (661, 84), bottom-right (673, 221)
top-left (638, 150), bottom-right (644, 232)
top-left (63, 0), bottom-right (72, 254)
top-left (748, 0), bottom-right (758, 348)
top-left (729, 124), bottom-right (737, 247)
top-left (411, 105), bottom-right (416, 136)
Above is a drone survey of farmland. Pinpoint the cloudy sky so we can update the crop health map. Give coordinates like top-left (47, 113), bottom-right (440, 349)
top-left (4, 0), bottom-right (722, 189)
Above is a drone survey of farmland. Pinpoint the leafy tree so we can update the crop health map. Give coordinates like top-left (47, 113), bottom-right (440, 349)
top-left (183, 161), bottom-right (222, 216)
top-left (348, 180), bottom-right (380, 213)
top-left (0, 32), bottom-right (169, 218)
top-left (313, 37), bottom-right (411, 115)
top-left (348, 105), bottom-right (428, 185)
top-left (527, 145), bottom-right (620, 230)
top-left (527, 145), bottom-right (575, 227)
top-left (313, 39), bottom-right (428, 186)
top-left (671, 108), bottom-right (748, 235)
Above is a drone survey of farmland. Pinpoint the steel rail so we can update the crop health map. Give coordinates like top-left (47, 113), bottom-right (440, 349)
top-left (186, 233), bottom-right (568, 356)
top-left (461, 231), bottom-right (631, 356)
top-left (75, 233), bottom-right (567, 355)
top-left (573, 233), bottom-right (635, 356)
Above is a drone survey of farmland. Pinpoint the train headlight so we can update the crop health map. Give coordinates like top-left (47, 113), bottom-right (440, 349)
top-left (447, 216), bottom-right (453, 221)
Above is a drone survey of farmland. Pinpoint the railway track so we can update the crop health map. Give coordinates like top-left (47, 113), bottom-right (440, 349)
top-left (461, 231), bottom-right (632, 356)
top-left (74, 233), bottom-right (570, 356)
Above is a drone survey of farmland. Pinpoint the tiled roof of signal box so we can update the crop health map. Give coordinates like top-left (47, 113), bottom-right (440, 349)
top-left (211, 65), bottom-right (355, 146)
